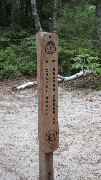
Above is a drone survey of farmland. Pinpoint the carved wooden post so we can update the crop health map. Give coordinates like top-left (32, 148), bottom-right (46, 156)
top-left (37, 32), bottom-right (59, 180)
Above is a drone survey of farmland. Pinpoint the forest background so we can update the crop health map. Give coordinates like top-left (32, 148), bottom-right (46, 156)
top-left (0, 0), bottom-right (101, 84)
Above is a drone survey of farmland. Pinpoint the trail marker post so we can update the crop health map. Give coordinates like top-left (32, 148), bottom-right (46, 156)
top-left (37, 32), bottom-right (59, 180)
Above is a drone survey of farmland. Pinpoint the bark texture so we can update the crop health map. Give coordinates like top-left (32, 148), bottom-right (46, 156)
top-left (51, 0), bottom-right (57, 32)
top-left (31, 0), bottom-right (42, 32)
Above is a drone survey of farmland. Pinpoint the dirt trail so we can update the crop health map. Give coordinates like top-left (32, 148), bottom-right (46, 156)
top-left (0, 78), bottom-right (101, 180)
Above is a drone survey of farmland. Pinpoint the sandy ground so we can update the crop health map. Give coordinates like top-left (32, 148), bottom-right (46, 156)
top-left (0, 77), bottom-right (101, 180)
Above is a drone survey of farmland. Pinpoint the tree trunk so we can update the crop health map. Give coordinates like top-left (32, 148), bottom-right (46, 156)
top-left (11, 0), bottom-right (17, 29)
top-left (19, 0), bottom-right (26, 26)
top-left (31, 0), bottom-right (42, 32)
top-left (25, 0), bottom-right (32, 25)
top-left (0, 0), bottom-right (6, 27)
top-left (92, 2), bottom-right (101, 50)
top-left (25, 0), bottom-right (32, 17)
top-left (51, 0), bottom-right (57, 32)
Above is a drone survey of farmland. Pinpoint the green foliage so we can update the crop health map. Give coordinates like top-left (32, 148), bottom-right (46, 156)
top-left (0, 35), bottom-right (37, 80)
top-left (57, 3), bottom-right (101, 77)
top-left (0, 28), bottom-right (32, 48)
top-left (0, 36), bottom-right (10, 49)
top-left (0, 48), bottom-right (19, 79)
top-left (72, 52), bottom-right (101, 74)
top-left (58, 44), bottom-right (77, 75)
top-left (0, 2), bottom-right (101, 83)
top-left (37, 0), bottom-right (51, 31)
top-left (57, 5), bottom-right (95, 40)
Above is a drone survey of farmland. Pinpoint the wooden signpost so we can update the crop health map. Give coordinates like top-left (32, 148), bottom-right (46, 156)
top-left (37, 32), bottom-right (59, 180)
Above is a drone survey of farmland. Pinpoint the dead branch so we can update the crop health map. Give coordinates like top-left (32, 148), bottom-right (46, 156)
top-left (13, 70), bottom-right (92, 90)
top-left (58, 70), bottom-right (92, 83)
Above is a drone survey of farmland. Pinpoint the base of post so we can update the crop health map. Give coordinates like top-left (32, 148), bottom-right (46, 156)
top-left (39, 148), bottom-right (54, 180)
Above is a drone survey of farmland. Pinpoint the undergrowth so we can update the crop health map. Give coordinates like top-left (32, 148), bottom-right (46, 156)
top-left (0, 29), bottom-right (101, 83)
top-left (0, 33), bottom-right (37, 80)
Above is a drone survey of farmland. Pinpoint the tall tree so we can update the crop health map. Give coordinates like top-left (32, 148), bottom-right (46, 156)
top-left (31, 0), bottom-right (42, 32)
top-left (11, 0), bottom-right (17, 28)
top-left (87, 0), bottom-right (101, 49)
top-left (51, 0), bottom-right (57, 32)
top-left (19, 0), bottom-right (26, 26)
top-left (92, 1), bottom-right (101, 49)
top-left (31, 0), bottom-right (58, 32)
top-left (0, 0), bottom-right (7, 26)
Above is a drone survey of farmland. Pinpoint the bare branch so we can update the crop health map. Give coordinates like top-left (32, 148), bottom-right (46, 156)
top-left (31, 0), bottom-right (42, 32)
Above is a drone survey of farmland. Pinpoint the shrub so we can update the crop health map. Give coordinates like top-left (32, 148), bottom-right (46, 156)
top-left (72, 51), bottom-right (101, 74)
top-left (0, 35), bottom-right (37, 80)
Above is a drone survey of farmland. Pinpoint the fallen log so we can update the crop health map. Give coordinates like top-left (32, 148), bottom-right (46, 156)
top-left (12, 70), bottom-right (92, 90)
top-left (12, 81), bottom-right (37, 90)
top-left (58, 70), bottom-right (92, 83)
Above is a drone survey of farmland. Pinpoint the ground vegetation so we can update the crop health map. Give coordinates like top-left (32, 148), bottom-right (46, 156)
top-left (0, 0), bottom-right (101, 88)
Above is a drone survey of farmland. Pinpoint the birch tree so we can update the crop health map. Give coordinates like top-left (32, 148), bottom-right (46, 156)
top-left (31, 0), bottom-right (42, 32)
top-left (51, 0), bottom-right (57, 32)
top-left (31, 0), bottom-right (57, 32)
